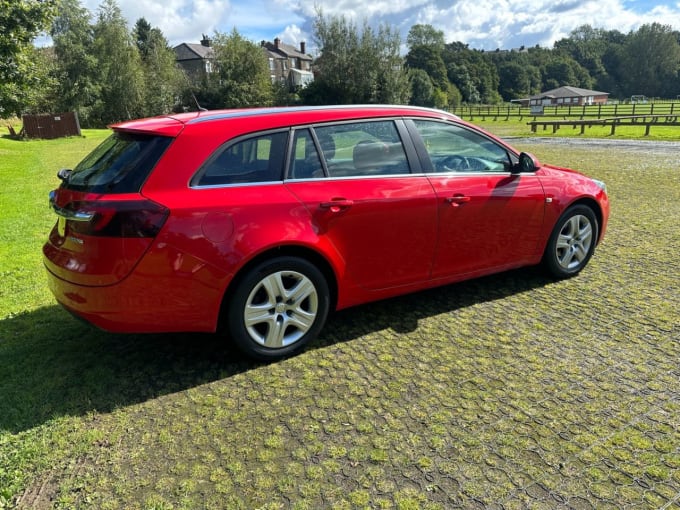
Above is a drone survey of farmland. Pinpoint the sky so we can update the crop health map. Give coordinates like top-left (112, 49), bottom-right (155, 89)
top-left (66, 0), bottom-right (680, 53)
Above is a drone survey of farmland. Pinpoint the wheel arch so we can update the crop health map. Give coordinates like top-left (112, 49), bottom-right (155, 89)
top-left (565, 197), bottom-right (603, 243)
top-left (217, 245), bottom-right (339, 330)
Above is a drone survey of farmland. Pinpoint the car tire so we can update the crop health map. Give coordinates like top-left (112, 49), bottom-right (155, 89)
top-left (543, 205), bottom-right (598, 279)
top-left (226, 256), bottom-right (330, 361)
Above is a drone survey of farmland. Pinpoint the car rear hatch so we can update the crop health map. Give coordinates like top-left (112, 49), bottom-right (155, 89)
top-left (43, 127), bottom-right (177, 286)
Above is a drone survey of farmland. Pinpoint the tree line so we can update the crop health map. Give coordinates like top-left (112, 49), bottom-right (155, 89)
top-left (2, 0), bottom-right (680, 127)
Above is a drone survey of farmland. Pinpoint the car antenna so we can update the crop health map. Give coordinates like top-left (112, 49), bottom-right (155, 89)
top-left (192, 93), bottom-right (207, 112)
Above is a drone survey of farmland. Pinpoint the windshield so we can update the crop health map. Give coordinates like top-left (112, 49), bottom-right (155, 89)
top-left (67, 132), bottom-right (173, 193)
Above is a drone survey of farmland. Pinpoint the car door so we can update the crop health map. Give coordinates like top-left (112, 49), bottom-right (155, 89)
top-left (285, 121), bottom-right (438, 291)
top-left (407, 119), bottom-right (546, 279)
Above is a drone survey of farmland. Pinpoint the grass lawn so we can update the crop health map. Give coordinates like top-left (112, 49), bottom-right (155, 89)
top-left (0, 129), bottom-right (679, 509)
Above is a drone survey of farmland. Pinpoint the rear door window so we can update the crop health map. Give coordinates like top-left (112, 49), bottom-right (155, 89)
top-left (67, 132), bottom-right (173, 193)
top-left (313, 120), bottom-right (410, 178)
top-left (287, 128), bottom-right (324, 180)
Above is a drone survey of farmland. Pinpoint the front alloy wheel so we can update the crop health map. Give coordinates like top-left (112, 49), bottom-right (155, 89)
top-left (227, 257), bottom-right (330, 360)
top-left (544, 205), bottom-right (598, 278)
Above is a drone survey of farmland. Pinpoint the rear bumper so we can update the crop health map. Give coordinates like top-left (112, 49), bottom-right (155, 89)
top-left (44, 247), bottom-right (230, 334)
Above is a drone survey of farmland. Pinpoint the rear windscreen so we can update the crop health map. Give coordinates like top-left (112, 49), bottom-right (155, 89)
top-left (66, 132), bottom-right (173, 193)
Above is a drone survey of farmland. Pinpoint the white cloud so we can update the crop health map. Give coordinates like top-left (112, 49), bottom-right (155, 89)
top-left (58, 0), bottom-right (680, 49)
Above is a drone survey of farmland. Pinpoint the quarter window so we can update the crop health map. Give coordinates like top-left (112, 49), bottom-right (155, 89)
top-left (193, 131), bottom-right (288, 186)
top-left (411, 120), bottom-right (512, 173)
top-left (313, 120), bottom-right (410, 177)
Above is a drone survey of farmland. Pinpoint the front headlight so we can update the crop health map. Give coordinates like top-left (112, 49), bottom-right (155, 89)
top-left (592, 178), bottom-right (607, 194)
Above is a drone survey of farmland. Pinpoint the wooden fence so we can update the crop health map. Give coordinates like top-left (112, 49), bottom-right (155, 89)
top-left (21, 112), bottom-right (81, 139)
top-left (450, 102), bottom-right (680, 120)
top-left (527, 115), bottom-right (680, 136)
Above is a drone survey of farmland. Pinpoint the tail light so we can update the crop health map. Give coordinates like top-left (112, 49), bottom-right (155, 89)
top-left (50, 193), bottom-right (169, 238)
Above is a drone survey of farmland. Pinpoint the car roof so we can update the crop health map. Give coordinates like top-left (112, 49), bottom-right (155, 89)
top-left (110, 105), bottom-right (461, 137)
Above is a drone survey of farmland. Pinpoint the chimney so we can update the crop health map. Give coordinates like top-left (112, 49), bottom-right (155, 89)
top-left (200, 34), bottom-right (211, 47)
top-left (274, 37), bottom-right (280, 49)
top-left (300, 41), bottom-right (306, 54)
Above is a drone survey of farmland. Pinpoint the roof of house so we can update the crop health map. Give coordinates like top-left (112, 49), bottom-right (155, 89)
top-left (531, 86), bottom-right (609, 100)
top-left (262, 40), bottom-right (312, 61)
top-left (174, 42), bottom-right (215, 61)
top-left (262, 48), bottom-right (282, 60)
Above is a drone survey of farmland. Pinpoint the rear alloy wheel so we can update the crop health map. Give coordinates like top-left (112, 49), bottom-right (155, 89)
top-left (227, 257), bottom-right (330, 360)
top-left (543, 205), bottom-right (598, 278)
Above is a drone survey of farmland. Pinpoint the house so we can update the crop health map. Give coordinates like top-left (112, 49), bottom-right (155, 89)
top-left (261, 38), bottom-right (314, 89)
top-left (524, 86), bottom-right (609, 109)
top-left (173, 35), bottom-right (215, 79)
top-left (174, 36), bottom-right (314, 91)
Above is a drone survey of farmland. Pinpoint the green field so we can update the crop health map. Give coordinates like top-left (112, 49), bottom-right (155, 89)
top-left (1, 130), bottom-right (679, 509)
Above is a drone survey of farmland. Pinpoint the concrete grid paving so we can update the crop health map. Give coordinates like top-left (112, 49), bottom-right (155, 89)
top-left (16, 140), bottom-right (680, 509)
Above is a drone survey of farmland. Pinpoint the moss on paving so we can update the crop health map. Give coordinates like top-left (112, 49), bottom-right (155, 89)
top-left (1, 137), bottom-right (679, 509)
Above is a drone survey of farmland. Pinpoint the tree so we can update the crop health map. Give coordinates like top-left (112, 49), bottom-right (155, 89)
top-left (210, 29), bottom-right (272, 108)
top-left (134, 17), bottom-right (153, 58)
top-left (450, 63), bottom-right (481, 103)
top-left (405, 24), bottom-right (449, 93)
top-left (408, 68), bottom-right (434, 107)
top-left (442, 44), bottom-right (500, 104)
top-left (362, 23), bottom-right (410, 104)
top-left (405, 45), bottom-right (448, 90)
top-left (407, 24), bottom-right (445, 52)
top-left (620, 23), bottom-right (680, 98)
top-left (496, 61), bottom-right (537, 100)
top-left (541, 57), bottom-right (593, 90)
top-left (0, 0), bottom-right (57, 116)
top-left (304, 10), bottom-right (408, 105)
top-left (50, 0), bottom-right (100, 125)
top-left (90, 0), bottom-right (144, 125)
top-left (134, 17), bottom-right (184, 116)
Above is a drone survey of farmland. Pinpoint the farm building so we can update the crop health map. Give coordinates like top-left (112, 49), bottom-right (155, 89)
top-left (520, 86), bottom-right (610, 108)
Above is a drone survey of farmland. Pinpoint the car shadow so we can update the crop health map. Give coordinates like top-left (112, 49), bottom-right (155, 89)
top-left (0, 266), bottom-right (550, 433)
top-left (320, 265), bottom-right (550, 342)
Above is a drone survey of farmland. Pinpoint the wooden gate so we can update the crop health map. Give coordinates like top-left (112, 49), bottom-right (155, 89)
top-left (21, 112), bottom-right (81, 139)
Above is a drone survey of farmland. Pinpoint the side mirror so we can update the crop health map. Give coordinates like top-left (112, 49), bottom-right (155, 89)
top-left (514, 152), bottom-right (540, 174)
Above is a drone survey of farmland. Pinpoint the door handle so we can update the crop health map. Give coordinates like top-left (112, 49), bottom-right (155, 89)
top-left (320, 199), bottom-right (354, 212)
top-left (446, 195), bottom-right (470, 207)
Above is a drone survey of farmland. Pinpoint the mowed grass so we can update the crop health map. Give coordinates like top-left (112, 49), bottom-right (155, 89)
top-left (0, 130), bottom-right (110, 318)
top-left (0, 130), bottom-right (679, 509)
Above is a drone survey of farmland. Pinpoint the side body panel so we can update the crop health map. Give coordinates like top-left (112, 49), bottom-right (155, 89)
top-left (427, 173), bottom-right (547, 278)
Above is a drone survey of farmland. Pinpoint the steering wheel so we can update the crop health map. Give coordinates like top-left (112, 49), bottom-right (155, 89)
top-left (439, 155), bottom-right (469, 172)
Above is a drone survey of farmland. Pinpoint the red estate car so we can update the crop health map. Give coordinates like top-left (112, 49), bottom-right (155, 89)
top-left (44, 105), bottom-right (609, 360)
